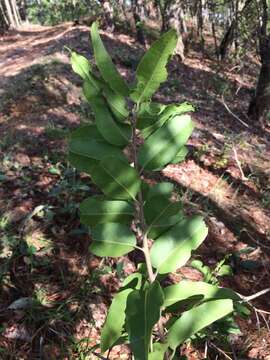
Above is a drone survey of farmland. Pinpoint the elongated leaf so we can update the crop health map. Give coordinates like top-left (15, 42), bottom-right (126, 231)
top-left (126, 281), bottom-right (164, 360)
top-left (83, 82), bottom-right (131, 147)
top-left (69, 125), bottom-right (126, 161)
top-left (137, 102), bottom-right (166, 129)
top-left (141, 103), bottom-right (194, 140)
top-left (101, 272), bottom-right (142, 353)
top-left (138, 115), bottom-right (194, 171)
top-left (150, 216), bottom-right (208, 274)
top-left (102, 84), bottom-right (129, 123)
top-left (144, 195), bottom-right (183, 239)
top-left (90, 223), bottom-right (136, 257)
top-left (90, 22), bottom-right (129, 96)
top-left (167, 299), bottom-right (234, 350)
top-left (131, 29), bottom-right (178, 103)
top-left (68, 152), bottom-right (98, 174)
top-left (70, 52), bottom-right (100, 93)
top-left (149, 343), bottom-right (169, 360)
top-left (170, 146), bottom-right (189, 164)
top-left (164, 280), bottom-right (241, 308)
top-left (90, 156), bottom-right (141, 200)
top-left (146, 182), bottom-right (174, 200)
top-left (80, 196), bottom-right (134, 226)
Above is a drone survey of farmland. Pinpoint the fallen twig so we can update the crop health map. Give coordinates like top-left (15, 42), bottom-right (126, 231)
top-left (209, 341), bottom-right (233, 360)
top-left (232, 145), bottom-right (248, 181)
top-left (218, 94), bottom-right (249, 128)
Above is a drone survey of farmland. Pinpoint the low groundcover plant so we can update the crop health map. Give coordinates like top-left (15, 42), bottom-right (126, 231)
top-left (68, 22), bottom-right (245, 359)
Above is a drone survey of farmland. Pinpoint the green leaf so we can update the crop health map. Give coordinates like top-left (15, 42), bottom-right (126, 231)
top-left (102, 84), bottom-right (129, 123)
top-left (144, 195), bottom-right (183, 239)
top-left (149, 343), bottom-right (169, 360)
top-left (167, 299), bottom-right (234, 350)
top-left (90, 22), bottom-right (129, 96)
top-left (90, 156), bottom-right (141, 200)
top-left (80, 196), bottom-right (134, 226)
top-left (171, 146), bottom-right (189, 164)
top-left (70, 52), bottom-right (100, 93)
top-left (131, 29), bottom-right (178, 103)
top-left (137, 102), bottom-right (166, 129)
top-left (101, 273), bottom-right (142, 353)
top-left (163, 280), bottom-right (241, 308)
top-left (83, 82), bottom-right (131, 147)
top-left (68, 152), bottom-right (98, 174)
top-left (146, 182), bottom-right (174, 200)
top-left (126, 281), bottom-right (164, 360)
top-left (90, 223), bottom-right (136, 257)
top-left (217, 265), bottom-right (233, 276)
top-left (191, 260), bottom-right (213, 283)
top-left (139, 102), bottom-right (194, 138)
top-left (138, 115), bottom-right (194, 171)
top-left (150, 216), bottom-right (208, 274)
top-left (69, 125), bottom-right (126, 161)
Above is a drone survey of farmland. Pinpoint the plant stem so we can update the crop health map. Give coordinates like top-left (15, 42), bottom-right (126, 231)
top-left (131, 109), bottom-right (155, 283)
top-left (131, 108), bottom-right (168, 357)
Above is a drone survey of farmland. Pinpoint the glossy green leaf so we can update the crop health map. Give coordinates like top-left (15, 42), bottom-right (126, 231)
top-left (141, 103), bottom-right (194, 139)
top-left (69, 125), bottom-right (126, 161)
top-left (171, 146), bottom-right (189, 164)
top-left (80, 196), bottom-right (134, 226)
top-left (150, 216), bottom-right (208, 274)
top-left (70, 52), bottom-right (100, 93)
top-left (90, 22), bottom-right (129, 96)
top-left (101, 272), bottom-right (142, 353)
top-left (137, 102), bottom-right (166, 129)
top-left (83, 82), bottom-right (131, 147)
top-left (90, 223), bottom-right (136, 257)
top-left (138, 115), bottom-right (194, 171)
top-left (90, 156), bottom-right (141, 200)
top-left (164, 280), bottom-right (241, 308)
top-left (217, 265), bottom-right (233, 276)
top-left (68, 152), bottom-right (98, 174)
top-left (131, 29), bottom-right (178, 103)
top-left (144, 195), bottom-right (183, 239)
top-left (146, 182), bottom-right (174, 200)
top-left (149, 343), bottom-right (169, 360)
top-left (167, 299), bottom-right (234, 350)
top-left (126, 281), bottom-right (164, 360)
top-left (102, 84), bottom-right (129, 123)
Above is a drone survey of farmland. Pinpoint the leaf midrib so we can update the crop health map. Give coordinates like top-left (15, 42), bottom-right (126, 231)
top-left (136, 38), bottom-right (173, 104)
top-left (100, 162), bottom-right (137, 200)
top-left (155, 222), bottom-right (206, 271)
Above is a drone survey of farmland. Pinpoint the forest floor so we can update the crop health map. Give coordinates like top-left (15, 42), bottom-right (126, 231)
top-left (0, 23), bottom-right (270, 359)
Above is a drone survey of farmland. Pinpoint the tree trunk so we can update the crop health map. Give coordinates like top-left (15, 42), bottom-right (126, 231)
top-left (103, 0), bottom-right (114, 31)
top-left (131, 0), bottom-right (145, 45)
top-left (248, 39), bottom-right (270, 123)
top-left (11, 0), bottom-right (21, 27)
top-left (219, 20), bottom-right (236, 59)
top-left (0, 0), bottom-right (9, 32)
top-left (219, 0), bottom-right (253, 59)
top-left (248, 0), bottom-right (270, 124)
top-left (4, 0), bottom-right (15, 27)
top-left (166, 0), bottom-right (185, 61)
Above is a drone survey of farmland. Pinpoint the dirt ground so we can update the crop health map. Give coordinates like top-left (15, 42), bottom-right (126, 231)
top-left (0, 23), bottom-right (270, 359)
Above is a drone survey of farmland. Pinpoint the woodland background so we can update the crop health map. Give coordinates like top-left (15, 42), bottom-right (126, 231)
top-left (0, 0), bottom-right (270, 359)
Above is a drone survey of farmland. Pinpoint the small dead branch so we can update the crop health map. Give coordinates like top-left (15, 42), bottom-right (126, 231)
top-left (241, 287), bottom-right (270, 302)
top-left (209, 341), bottom-right (233, 360)
top-left (218, 94), bottom-right (249, 128)
top-left (232, 145), bottom-right (248, 181)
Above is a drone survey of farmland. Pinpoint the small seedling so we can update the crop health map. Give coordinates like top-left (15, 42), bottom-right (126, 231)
top-left (68, 22), bottom-right (244, 359)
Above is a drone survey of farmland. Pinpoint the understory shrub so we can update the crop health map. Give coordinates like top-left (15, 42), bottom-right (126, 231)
top-left (68, 22), bottom-right (247, 359)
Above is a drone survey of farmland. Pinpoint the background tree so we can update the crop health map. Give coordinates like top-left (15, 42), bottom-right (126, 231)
top-left (248, 0), bottom-right (270, 124)
top-left (0, 0), bottom-right (21, 31)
